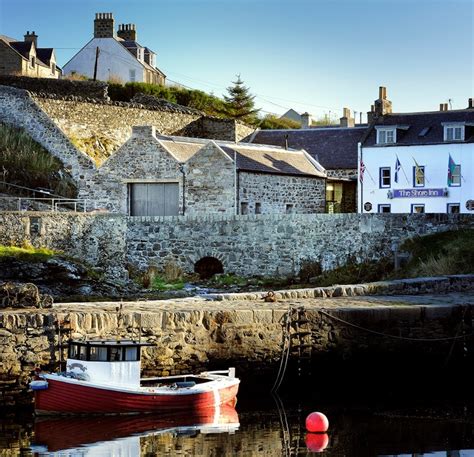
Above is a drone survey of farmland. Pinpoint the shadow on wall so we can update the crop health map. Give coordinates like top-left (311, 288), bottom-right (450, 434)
top-left (194, 257), bottom-right (224, 279)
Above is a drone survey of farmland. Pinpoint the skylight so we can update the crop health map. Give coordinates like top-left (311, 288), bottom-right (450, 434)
top-left (418, 126), bottom-right (431, 137)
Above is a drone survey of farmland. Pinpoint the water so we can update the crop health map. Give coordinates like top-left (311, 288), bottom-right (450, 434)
top-left (2, 392), bottom-right (474, 457)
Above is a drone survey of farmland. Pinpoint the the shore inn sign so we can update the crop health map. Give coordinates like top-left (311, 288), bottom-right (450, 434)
top-left (358, 89), bottom-right (474, 214)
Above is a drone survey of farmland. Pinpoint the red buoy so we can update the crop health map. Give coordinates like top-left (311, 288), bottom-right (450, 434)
top-left (305, 432), bottom-right (329, 452)
top-left (305, 412), bottom-right (329, 433)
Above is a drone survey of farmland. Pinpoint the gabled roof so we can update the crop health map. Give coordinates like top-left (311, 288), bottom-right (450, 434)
top-left (1, 36), bottom-right (53, 68)
top-left (117, 38), bottom-right (164, 76)
top-left (9, 41), bottom-right (33, 59)
top-left (250, 127), bottom-right (366, 170)
top-left (36, 48), bottom-right (54, 65)
top-left (362, 109), bottom-right (474, 147)
top-left (155, 134), bottom-right (326, 178)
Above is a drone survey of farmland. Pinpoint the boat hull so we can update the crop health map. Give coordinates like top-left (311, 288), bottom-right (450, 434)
top-left (35, 377), bottom-right (239, 415)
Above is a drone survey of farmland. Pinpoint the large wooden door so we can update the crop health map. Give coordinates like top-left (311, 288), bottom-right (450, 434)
top-left (129, 183), bottom-right (179, 216)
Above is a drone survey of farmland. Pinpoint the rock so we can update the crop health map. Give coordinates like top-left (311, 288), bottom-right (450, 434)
top-left (0, 282), bottom-right (53, 309)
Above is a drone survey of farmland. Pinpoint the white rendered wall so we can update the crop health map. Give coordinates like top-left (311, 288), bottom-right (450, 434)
top-left (63, 38), bottom-right (145, 83)
top-left (360, 143), bottom-right (473, 213)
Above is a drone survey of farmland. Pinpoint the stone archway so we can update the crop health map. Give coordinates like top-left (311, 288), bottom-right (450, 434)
top-left (194, 256), bottom-right (224, 279)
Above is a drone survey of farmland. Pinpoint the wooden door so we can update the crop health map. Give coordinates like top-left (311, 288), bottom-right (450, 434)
top-left (129, 183), bottom-right (179, 216)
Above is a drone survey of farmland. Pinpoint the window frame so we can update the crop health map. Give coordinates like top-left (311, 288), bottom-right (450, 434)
top-left (379, 167), bottom-right (391, 188)
top-left (376, 128), bottom-right (396, 145)
top-left (240, 202), bottom-right (249, 215)
top-left (411, 204), bottom-right (425, 214)
top-left (449, 164), bottom-right (461, 187)
top-left (447, 203), bottom-right (460, 214)
top-left (378, 204), bottom-right (391, 213)
top-left (443, 124), bottom-right (464, 142)
top-left (413, 165), bottom-right (425, 188)
top-left (255, 202), bottom-right (262, 214)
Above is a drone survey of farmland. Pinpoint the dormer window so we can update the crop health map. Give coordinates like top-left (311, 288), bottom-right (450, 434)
top-left (443, 124), bottom-right (464, 141)
top-left (376, 127), bottom-right (396, 145)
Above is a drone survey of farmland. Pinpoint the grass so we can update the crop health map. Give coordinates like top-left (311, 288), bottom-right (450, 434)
top-left (210, 273), bottom-right (248, 287)
top-left (0, 244), bottom-right (59, 262)
top-left (151, 275), bottom-right (185, 291)
top-left (0, 123), bottom-right (77, 198)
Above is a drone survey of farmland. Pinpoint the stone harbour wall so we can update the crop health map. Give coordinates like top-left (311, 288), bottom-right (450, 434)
top-left (0, 212), bottom-right (472, 279)
top-left (0, 301), bottom-right (471, 408)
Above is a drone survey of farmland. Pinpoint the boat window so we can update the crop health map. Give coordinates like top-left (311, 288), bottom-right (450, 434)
top-left (109, 347), bottom-right (123, 361)
top-left (89, 346), bottom-right (108, 361)
top-left (69, 344), bottom-right (79, 359)
top-left (124, 347), bottom-right (138, 361)
top-left (79, 345), bottom-right (88, 361)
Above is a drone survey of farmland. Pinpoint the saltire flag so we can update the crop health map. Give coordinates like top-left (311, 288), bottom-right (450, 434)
top-left (359, 157), bottom-right (366, 183)
top-left (447, 154), bottom-right (457, 185)
top-left (394, 156), bottom-right (401, 183)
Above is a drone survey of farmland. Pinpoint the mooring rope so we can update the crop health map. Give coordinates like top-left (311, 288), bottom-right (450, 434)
top-left (319, 308), bottom-right (474, 342)
top-left (271, 306), bottom-right (294, 393)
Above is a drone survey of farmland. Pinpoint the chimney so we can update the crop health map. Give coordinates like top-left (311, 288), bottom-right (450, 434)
top-left (132, 125), bottom-right (157, 138)
top-left (340, 107), bottom-right (355, 128)
top-left (374, 86), bottom-right (392, 117)
top-left (468, 98), bottom-right (474, 109)
top-left (94, 13), bottom-right (115, 38)
top-left (301, 112), bottom-right (312, 129)
top-left (367, 104), bottom-right (375, 123)
top-left (117, 23), bottom-right (137, 41)
top-left (439, 103), bottom-right (449, 111)
top-left (24, 31), bottom-right (38, 48)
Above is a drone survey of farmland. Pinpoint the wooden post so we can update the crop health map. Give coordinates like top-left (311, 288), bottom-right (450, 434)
top-left (93, 47), bottom-right (100, 81)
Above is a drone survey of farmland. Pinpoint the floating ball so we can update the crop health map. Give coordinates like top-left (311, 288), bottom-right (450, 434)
top-left (305, 412), bottom-right (329, 433)
top-left (305, 433), bottom-right (329, 452)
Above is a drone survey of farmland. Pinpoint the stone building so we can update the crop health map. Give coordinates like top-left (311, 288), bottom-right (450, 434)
top-left (84, 126), bottom-right (327, 216)
top-left (63, 13), bottom-right (166, 85)
top-left (248, 108), bottom-right (365, 213)
top-left (0, 32), bottom-right (61, 78)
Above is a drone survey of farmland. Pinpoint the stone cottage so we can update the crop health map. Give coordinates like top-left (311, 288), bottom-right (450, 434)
top-left (0, 32), bottom-right (61, 78)
top-left (84, 126), bottom-right (327, 216)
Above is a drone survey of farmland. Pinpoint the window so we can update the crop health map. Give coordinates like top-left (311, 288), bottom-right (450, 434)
top-left (413, 165), bottom-right (425, 187)
top-left (30, 56), bottom-right (36, 68)
top-left (444, 125), bottom-right (464, 141)
top-left (255, 202), bottom-right (262, 214)
top-left (378, 204), bottom-right (391, 213)
top-left (89, 346), bottom-right (108, 361)
top-left (129, 69), bottom-right (136, 82)
top-left (447, 203), bottom-right (460, 214)
top-left (377, 128), bottom-right (396, 145)
top-left (411, 204), bottom-right (425, 214)
top-left (286, 204), bottom-right (294, 214)
top-left (79, 345), bottom-right (88, 361)
top-left (379, 167), bottom-right (391, 188)
top-left (125, 347), bottom-right (138, 361)
top-left (69, 344), bottom-right (79, 359)
top-left (109, 347), bottom-right (123, 361)
top-left (449, 164), bottom-right (461, 187)
top-left (51, 63), bottom-right (56, 74)
top-left (240, 202), bottom-right (248, 215)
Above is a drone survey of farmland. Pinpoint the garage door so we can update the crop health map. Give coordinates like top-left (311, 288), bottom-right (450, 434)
top-left (129, 183), bottom-right (179, 216)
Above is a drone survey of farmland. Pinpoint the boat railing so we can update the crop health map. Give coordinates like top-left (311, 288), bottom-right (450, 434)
top-left (202, 368), bottom-right (236, 378)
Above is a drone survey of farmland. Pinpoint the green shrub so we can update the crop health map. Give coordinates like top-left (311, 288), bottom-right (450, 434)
top-left (0, 244), bottom-right (58, 262)
top-left (259, 114), bottom-right (301, 130)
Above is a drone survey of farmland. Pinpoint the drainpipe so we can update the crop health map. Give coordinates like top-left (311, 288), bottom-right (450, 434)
top-left (179, 164), bottom-right (186, 215)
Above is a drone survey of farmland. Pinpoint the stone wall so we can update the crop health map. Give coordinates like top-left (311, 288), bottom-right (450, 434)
top-left (0, 86), bottom-right (95, 183)
top-left (0, 212), bottom-right (471, 279)
top-left (0, 301), bottom-right (471, 408)
top-left (0, 75), bottom-right (107, 98)
top-left (239, 172), bottom-right (325, 214)
top-left (185, 142), bottom-right (236, 215)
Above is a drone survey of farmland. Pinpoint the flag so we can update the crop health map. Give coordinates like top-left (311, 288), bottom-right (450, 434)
top-left (447, 154), bottom-right (457, 185)
top-left (394, 156), bottom-right (401, 183)
top-left (359, 157), bottom-right (365, 183)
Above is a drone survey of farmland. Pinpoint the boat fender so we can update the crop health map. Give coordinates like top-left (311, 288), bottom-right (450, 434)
top-left (174, 381), bottom-right (196, 389)
top-left (30, 380), bottom-right (49, 391)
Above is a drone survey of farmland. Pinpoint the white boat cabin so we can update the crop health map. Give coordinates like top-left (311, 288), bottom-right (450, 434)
top-left (66, 340), bottom-right (153, 388)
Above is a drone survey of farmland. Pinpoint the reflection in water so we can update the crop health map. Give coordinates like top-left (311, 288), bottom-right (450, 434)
top-left (1, 399), bottom-right (474, 456)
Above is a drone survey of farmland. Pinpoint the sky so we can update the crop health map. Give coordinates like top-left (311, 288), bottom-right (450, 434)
top-left (0, 0), bottom-right (473, 122)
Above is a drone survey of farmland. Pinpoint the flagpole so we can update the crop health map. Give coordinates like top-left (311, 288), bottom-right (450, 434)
top-left (358, 142), bottom-right (363, 213)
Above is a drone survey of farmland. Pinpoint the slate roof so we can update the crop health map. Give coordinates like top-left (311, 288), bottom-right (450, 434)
top-left (118, 39), bottom-right (165, 76)
top-left (362, 109), bottom-right (474, 147)
top-left (156, 135), bottom-right (326, 178)
top-left (36, 48), bottom-right (54, 65)
top-left (2, 37), bottom-right (53, 68)
top-left (250, 127), bottom-right (366, 170)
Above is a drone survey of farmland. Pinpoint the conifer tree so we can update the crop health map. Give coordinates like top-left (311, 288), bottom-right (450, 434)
top-left (222, 75), bottom-right (260, 122)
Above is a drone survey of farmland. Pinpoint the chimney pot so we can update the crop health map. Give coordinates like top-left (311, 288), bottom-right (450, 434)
top-left (469, 98), bottom-right (473, 109)
top-left (379, 86), bottom-right (387, 100)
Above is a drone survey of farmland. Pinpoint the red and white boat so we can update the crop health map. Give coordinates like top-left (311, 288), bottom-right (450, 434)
top-left (30, 339), bottom-right (240, 415)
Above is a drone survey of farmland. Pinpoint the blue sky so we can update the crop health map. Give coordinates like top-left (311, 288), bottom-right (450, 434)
top-left (1, 0), bottom-right (472, 121)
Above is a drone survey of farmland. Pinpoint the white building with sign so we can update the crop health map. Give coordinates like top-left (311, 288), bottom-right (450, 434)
top-left (359, 88), bottom-right (474, 214)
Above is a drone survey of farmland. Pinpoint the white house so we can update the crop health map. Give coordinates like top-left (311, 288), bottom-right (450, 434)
top-left (63, 13), bottom-right (165, 85)
top-left (359, 88), bottom-right (474, 214)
